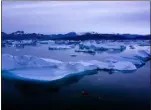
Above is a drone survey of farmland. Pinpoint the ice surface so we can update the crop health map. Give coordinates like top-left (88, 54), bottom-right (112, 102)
top-left (75, 49), bottom-right (96, 54)
top-left (48, 45), bottom-right (72, 50)
top-left (119, 56), bottom-right (145, 67)
top-left (78, 42), bottom-right (126, 51)
top-left (41, 58), bottom-right (63, 64)
top-left (113, 61), bottom-right (136, 71)
top-left (2, 54), bottom-right (61, 70)
top-left (89, 60), bottom-right (136, 71)
top-left (74, 41), bottom-right (126, 54)
top-left (135, 50), bottom-right (151, 61)
top-left (2, 54), bottom-right (139, 81)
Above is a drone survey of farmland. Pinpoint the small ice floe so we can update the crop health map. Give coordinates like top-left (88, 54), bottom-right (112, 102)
top-left (75, 49), bottom-right (96, 55)
top-left (48, 45), bottom-right (71, 50)
top-left (78, 42), bottom-right (126, 51)
top-left (134, 50), bottom-right (151, 61)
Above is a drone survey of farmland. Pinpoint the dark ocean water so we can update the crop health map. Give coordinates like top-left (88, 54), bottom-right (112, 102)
top-left (2, 42), bottom-right (150, 110)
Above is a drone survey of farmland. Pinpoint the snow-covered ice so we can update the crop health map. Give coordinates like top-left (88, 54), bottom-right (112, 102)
top-left (48, 45), bottom-right (72, 50)
top-left (2, 54), bottom-right (139, 81)
top-left (78, 42), bottom-right (126, 51)
top-left (2, 54), bottom-right (61, 70)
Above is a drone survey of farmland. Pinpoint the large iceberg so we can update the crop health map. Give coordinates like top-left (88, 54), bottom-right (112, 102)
top-left (2, 54), bottom-right (138, 81)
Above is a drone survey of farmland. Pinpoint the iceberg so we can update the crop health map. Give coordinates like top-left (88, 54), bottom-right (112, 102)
top-left (135, 50), bottom-right (151, 61)
top-left (76, 41), bottom-right (126, 55)
top-left (119, 56), bottom-right (145, 67)
top-left (48, 45), bottom-right (72, 50)
top-left (2, 54), bottom-right (138, 81)
top-left (79, 42), bottom-right (126, 51)
top-left (75, 49), bottom-right (96, 55)
top-left (104, 46), bottom-right (150, 68)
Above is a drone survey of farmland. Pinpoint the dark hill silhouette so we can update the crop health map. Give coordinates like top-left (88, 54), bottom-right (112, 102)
top-left (2, 31), bottom-right (150, 40)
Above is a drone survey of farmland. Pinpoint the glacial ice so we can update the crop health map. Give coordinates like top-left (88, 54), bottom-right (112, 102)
top-left (118, 56), bottom-right (145, 67)
top-left (75, 49), bottom-right (96, 54)
top-left (135, 50), bottom-right (151, 61)
top-left (48, 45), bottom-right (72, 50)
top-left (89, 60), bottom-right (136, 71)
top-left (2, 54), bottom-right (138, 81)
top-left (2, 54), bottom-right (61, 70)
top-left (78, 42), bottom-right (126, 51)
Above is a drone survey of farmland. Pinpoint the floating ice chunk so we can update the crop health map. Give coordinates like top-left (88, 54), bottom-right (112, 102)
top-left (134, 50), bottom-right (150, 61)
top-left (75, 49), bottom-right (95, 54)
top-left (79, 42), bottom-right (126, 51)
top-left (5, 61), bottom-right (97, 81)
top-left (105, 47), bottom-right (150, 67)
top-left (145, 47), bottom-right (150, 55)
top-left (119, 56), bottom-right (145, 67)
top-left (48, 45), bottom-right (71, 50)
top-left (94, 44), bottom-right (126, 51)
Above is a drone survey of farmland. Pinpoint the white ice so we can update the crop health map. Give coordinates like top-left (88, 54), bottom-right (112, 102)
top-left (2, 54), bottom-right (138, 81)
top-left (48, 45), bottom-right (72, 50)
top-left (78, 41), bottom-right (126, 51)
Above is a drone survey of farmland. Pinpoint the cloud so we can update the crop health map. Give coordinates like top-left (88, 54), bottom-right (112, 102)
top-left (2, 1), bottom-right (150, 34)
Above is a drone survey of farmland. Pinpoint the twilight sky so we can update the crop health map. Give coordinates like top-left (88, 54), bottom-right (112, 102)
top-left (2, 1), bottom-right (150, 34)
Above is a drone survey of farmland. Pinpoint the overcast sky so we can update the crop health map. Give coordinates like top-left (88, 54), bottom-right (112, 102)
top-left (2, 1), bottom-right (150, 35)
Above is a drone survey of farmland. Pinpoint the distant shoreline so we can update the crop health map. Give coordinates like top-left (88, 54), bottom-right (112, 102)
top-left (2, 31), bottom-right (150, 40)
